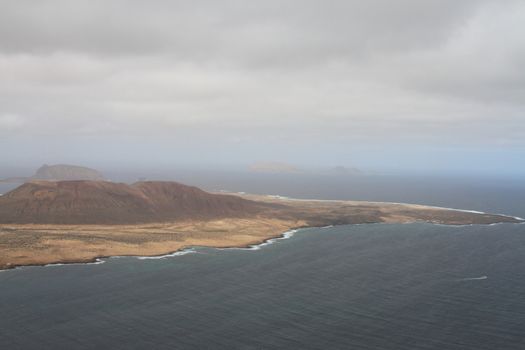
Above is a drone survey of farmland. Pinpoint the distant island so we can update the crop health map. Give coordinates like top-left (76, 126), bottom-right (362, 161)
top-left (0, 164), bottom-right (105, 183)
top-left (331, 166), bottom-right (362, 175)
top-left (0, 180), bottom-right (522, 270)
top-left (249, 162), bottom-right (301, 173)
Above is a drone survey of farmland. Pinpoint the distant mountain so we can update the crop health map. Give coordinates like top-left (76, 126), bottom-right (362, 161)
top-left (0, 164), bottom-right (105, 183)
top-left (32, 164), bottom-right (105, 181)
top-left (331, 166), bottom-right (362, 175)
top-left (249, 162), bottom-right (301, 173)
top-left (0, 181), bottom-right (271, 224)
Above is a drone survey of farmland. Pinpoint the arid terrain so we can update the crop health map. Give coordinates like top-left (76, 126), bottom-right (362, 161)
top-left (0, 181), bottom-right (522, 270)
top-left (0, 180), bottom-right (274, 224)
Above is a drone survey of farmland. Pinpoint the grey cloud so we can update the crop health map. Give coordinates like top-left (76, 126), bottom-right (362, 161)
top-left (0, 0), bottom-right (524, 173)
top-left (0, 0), bottom-right (488, 60)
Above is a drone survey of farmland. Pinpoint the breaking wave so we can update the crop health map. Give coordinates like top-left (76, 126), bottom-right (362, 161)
top-left (136, 248), bottom-right (197, 260)
top-left (219, 229), bottom-right (299, 251)
top-left (459, 276), bottom-right (488, 281)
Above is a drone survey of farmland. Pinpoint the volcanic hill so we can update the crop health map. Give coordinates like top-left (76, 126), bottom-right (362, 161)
top-left (0, 181), bottom-right (271, 224)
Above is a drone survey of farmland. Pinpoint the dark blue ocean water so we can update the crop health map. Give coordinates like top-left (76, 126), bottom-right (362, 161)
top-left (1, 175), bottom-right (524, 349)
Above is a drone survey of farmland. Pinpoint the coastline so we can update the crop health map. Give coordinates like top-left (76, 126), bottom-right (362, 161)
top-left (0, 227), bottom-right (304, 272)
top-left (230, 191), bottom-right (525, 222)
top-left (1, 195), bottom-right (523, 271)
top-left (1, 219), bottom-right (522, 272)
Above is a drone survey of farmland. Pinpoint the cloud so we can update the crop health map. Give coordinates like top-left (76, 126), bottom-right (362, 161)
top-left (0, 114), bottom-right (25, 132)
top-left (0, 0), bottom-right (523, 171)
top-left (0, 1), bottom-right (493, 60)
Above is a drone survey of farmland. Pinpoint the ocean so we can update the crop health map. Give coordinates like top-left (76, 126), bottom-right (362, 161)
top-left (1, 174), bottom-right (524, 349)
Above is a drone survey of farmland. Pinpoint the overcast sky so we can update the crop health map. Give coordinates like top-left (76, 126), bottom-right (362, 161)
top-left (1, 0), bottom-right (524, 175)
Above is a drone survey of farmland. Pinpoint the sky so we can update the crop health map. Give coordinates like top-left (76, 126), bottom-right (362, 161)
top-left (0, 0), bottom-right (524, 175)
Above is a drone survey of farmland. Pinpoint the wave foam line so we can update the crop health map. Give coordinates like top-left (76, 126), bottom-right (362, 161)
top-left (459, 276), bottom-right (488, 281)
top-left (263, 193), bottom-right (524, 221)
top-left (360, 200), bottom-right (524, 221)
top-left (437, 207), bottom-right (524, 221)
top-left (136, 248), bottom-right (197, 260)
top-left (221, 229), bottom-right (299, 251)
top-left (44, 259), bottom-right (106, 268)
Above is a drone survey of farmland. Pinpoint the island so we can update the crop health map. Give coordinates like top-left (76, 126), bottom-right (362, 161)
top-left (0, 180), bottom-right (522, 270)
top-left (0, 164), bottom-right (106, 183)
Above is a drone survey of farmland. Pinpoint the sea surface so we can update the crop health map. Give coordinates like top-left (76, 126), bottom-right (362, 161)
top-left (1, 175), bottom-right (525, 349)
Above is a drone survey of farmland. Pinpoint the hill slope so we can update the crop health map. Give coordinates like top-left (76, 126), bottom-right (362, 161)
top-left (0, 181), bottom-right (268, 224)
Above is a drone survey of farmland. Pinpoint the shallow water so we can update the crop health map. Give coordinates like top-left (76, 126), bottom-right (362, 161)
top-left (1, 222), bottom-right (525, 349)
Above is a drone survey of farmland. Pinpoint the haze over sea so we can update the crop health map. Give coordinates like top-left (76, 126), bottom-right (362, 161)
top-left (1, 174), bottom-right (524, 349)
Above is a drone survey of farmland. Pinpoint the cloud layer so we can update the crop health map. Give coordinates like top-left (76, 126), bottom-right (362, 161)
top-left (0, 1), bottom-right (524, 173)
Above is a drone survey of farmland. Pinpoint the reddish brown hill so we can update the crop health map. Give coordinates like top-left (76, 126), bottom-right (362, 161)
top-left (0, 181), bottom-right (270, 224)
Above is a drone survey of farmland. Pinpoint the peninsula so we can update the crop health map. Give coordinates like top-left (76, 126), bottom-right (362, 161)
top-left (0, 180), bottom-right (522, 270)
